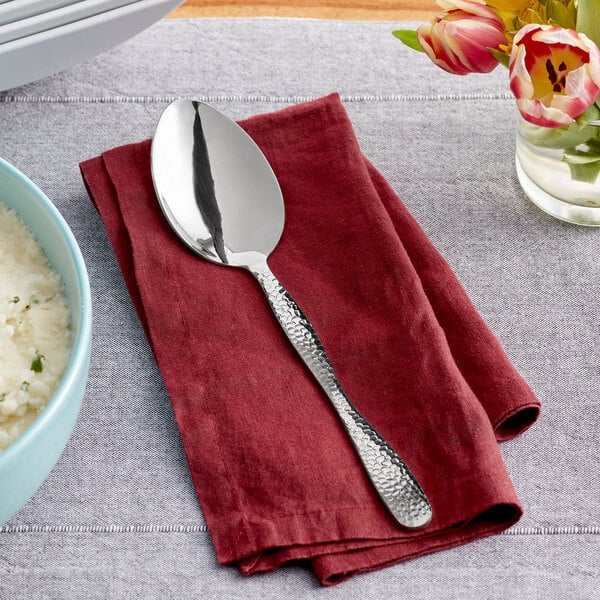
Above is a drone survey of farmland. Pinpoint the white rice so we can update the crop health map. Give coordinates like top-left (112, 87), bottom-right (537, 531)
top-left (0, 201), bottom-right (71, 451)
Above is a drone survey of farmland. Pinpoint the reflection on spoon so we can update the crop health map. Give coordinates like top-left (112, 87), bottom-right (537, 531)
top-left (191, 101), bottom-right (227, 264)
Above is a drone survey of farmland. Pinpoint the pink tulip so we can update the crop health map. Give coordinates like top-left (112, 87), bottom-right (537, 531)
top-left (417, 0), bottom-right (507, 75)
top-left (509, 24), bottom-right (600, 127)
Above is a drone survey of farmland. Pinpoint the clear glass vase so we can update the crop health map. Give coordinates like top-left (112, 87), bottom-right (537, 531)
top-left (515, 115), bottom-right (600, 225)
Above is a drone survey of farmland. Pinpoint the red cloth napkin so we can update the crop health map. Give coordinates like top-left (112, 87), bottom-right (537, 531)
top-left (80, 94), bottom-right (540, 585)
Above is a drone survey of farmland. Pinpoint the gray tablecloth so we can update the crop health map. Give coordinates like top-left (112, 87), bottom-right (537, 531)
top-left (0, 17), bottom-right (598, 599)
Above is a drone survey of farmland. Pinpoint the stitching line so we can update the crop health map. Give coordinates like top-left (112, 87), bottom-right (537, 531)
top-left (0, 524), bottom-right (598, 535)
top-left (503, 525), bottom-right (600, 535)
top-left (0, 93), bottom-right (515, 105)
top-left (0, 524), bottom-right (209, 533)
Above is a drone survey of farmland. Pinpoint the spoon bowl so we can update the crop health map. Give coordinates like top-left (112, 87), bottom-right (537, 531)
top-left (152, 99), bottom-right (284, 266)
top-left (150, 99), bottom-right (433, 529)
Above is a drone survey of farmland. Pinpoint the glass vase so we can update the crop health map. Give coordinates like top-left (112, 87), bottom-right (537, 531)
top-left (515, 115), bottom-right (600, 225)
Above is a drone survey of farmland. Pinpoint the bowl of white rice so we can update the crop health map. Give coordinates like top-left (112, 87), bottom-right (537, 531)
top-left (0, 157), bottom-right (91, 526)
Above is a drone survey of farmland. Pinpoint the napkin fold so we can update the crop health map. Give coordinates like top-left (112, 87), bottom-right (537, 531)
top-left (80, 94), bottom-right (540, 585)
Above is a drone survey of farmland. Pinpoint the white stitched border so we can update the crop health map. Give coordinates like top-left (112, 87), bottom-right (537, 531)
top-left (0, 93), bottom-right (515, 105)
top-left (0, 524), bottom-right (209, 533)
top-left (0, 524), bottom-right (598, 535)
top-left (503, 525), bottom-right (600, 536)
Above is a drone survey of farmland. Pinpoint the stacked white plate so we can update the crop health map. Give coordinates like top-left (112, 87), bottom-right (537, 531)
top-left (0, 0), bottom-right (183, 91)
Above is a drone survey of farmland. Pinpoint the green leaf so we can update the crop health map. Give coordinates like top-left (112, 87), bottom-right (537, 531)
top-left (576, 103), bottom-right (600, 127)
top-left (562, 145), bottom-right (600, 183)
top-left (547, 0), bottom-right (576, 28)
top-left (576, 0), bottom-right (600, 48)
top-left (488, 47), bottom-right (509, 68)
top-left (564, 162), bottom-right (600, 183)
top-left (519, 120), bottom-right (596, 149)
top-left (392, 30), bottom-right (425, 53)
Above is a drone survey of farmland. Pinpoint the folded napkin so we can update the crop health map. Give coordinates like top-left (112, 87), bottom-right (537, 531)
top-left (80, 94), bottom-right (540, 585)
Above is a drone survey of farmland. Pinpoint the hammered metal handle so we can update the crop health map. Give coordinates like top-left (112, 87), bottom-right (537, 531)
top-left (251, 260), bottom-right (432, 529)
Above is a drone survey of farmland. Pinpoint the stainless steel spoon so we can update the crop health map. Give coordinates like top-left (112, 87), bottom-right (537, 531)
top-left (150, 99), bottom-right (432, 529)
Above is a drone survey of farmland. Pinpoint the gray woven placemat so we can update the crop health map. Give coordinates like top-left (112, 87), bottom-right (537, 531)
top-left (0, 17), bottom-right (598, 599)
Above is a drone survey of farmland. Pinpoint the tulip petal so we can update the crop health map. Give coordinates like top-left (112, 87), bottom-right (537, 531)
top-left (437, 0), bottom-right (497, 20)
top-left (509, 44), bottom-right (535, 100)
top-left (418, 24), bottom-right (471, 74)
top-left (516, 98), bottom-right (575, 127)
top-left (565, 65), bottom-right (600, 105)
top-left (550, 95), bottom-right (588, 118)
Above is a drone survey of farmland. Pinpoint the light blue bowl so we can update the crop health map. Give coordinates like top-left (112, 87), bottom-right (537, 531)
top-left (0, 157), bottom-right (92, 526)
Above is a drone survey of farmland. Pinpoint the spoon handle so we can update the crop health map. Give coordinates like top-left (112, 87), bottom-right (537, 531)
top-left (251, 260), bottom-right (432, 529)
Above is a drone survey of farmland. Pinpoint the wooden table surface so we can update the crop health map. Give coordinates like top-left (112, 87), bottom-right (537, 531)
top-left (168, 0), bottom-right (438, 21)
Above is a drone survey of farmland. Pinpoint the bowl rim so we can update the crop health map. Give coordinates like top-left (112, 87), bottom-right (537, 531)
top-left (0, 156), bottom-right (92, 465)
